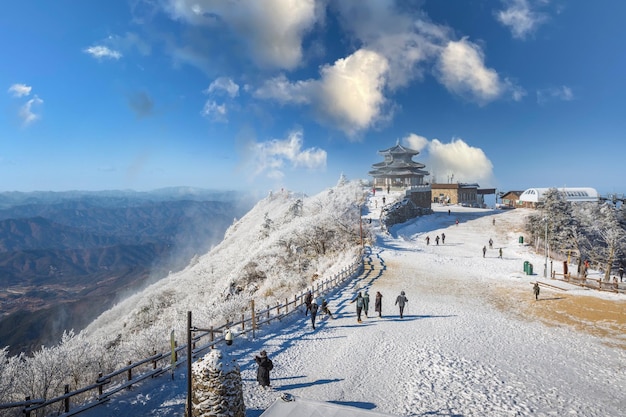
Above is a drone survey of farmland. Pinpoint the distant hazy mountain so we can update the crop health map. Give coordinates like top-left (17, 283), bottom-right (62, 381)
top-left (0, 188), bottom-right (256, 356)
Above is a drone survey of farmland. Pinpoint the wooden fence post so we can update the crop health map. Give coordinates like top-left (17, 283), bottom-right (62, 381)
top-left (98, 373), bottom-right (103, 396)
top-left (127, 360), bottom-right (132, 389)
top-left (210, 326), bottom-right (214, 348)
top-left (152, 350), bottom-right (157, 369)
top-left (25, 396), bottom-right (30, 417)
top-left (64, 384), bottom-right (70, 412)
top-left (251, 300), bottom-right (256, 339)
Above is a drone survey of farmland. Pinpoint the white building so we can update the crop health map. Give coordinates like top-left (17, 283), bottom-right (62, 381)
top-left (518, 187), bottom-right (599, 207)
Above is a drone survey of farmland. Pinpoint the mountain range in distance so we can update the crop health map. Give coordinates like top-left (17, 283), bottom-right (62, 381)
top-left (0, 187), bottom-right (256, 356)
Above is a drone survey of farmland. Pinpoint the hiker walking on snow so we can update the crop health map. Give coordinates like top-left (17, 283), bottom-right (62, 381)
top-left (426, 236), bottom-right (430, 245)
top-left (435, 235), bottom-right (440, 245)
top-left (375, 291), bottom-right (383, 317)
top-left (489, 238), bottom-right (493, 249)
top-left (350, 292), bottom-right (365, 323)
top-left (482, 246), bottom-right (487, 258)
top-left (310, 300), bottom-right (318, 329)
top-left (395, 291), bottom-right (408, 319)
top-left (321, 298), bottom-right (334, 319)
top-left (499, 248), bottom-right (503, 259)
top-left (363, 291), bottom-right (370, 317)
top-left (304, 290), bottom-right (313, 316)
top-left (441, 233), bottom-right (446, 244)
top-left (533, 282), bottom-right (540, 300)
top-left (255, 350), bottom-right (274, 388)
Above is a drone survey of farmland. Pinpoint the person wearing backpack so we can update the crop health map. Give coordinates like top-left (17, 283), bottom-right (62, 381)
top-left (395, 290), bottom-right (408, 319)
top-left (255, 350), bottom-right (274, 388)
top-left (350, 292), bottom-right (365, 323)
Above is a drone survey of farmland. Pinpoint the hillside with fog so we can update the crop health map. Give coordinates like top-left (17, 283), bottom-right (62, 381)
top-left (0, 179), bottom-right (366, 410)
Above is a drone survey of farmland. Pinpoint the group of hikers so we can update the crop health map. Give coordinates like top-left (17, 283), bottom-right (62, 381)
top-left (303, 290), bottom-right (334, 329)
top-left (256, 288), bottom-right (410, 388)
top-left (425, 232), bottom-right (445, 245)
top-left (483, 241), bottom-right (503, 258)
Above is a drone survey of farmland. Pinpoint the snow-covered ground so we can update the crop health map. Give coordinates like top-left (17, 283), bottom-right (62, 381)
top-left (82, 193), bottom-right (626, 417)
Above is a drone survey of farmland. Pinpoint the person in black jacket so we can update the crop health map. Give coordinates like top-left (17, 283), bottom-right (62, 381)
top-left (255, 350), bottom-right (274, 388)
top-left (310, 301), bottom-right (319, 329)
top-left (304, 290), bottom-right (313, 315)
top-left (374, 291), bottom-right (383, 318)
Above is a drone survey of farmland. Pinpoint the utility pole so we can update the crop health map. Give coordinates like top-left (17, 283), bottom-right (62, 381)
top-left (543, 217), bottom-right (548, 278)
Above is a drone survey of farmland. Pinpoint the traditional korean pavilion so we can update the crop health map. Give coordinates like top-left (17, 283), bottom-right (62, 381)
top-left (369, 141), bottom-right (430, 190)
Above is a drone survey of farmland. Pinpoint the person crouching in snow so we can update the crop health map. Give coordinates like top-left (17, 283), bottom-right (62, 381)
top-left (395, 291), bottom-right (408, 319)
top-left (321, 298), bottom-right (334, 319)
top-left (255, 350), bottom-right (274, 388)
top-left (350, 292), bottom-right (365, 323)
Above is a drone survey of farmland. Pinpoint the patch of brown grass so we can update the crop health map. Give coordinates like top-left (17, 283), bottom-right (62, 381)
top-left (490, 285), bottom-right (626, 350)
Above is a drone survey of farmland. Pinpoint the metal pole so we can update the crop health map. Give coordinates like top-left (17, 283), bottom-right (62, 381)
top-left (187, 311), bottom-right (192, 417)
top-left (543, 217), bottom-right (548, 278)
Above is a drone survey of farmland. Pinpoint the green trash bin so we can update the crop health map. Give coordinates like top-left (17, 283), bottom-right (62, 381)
top-left (519, 236), bottom-right (524, 244)
top-left (528, 263), bottom-right (533, 275)
top-left (524, 261), bottom-right (529, 274)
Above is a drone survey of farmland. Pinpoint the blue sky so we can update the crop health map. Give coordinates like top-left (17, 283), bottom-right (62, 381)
top-left (2, 0), bottom-right (625, 197)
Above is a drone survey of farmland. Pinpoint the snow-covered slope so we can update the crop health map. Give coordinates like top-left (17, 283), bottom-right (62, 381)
top-left (79, 192), bottom-right (625, 417)
top-left (81, 181), bottom-right (365, 355)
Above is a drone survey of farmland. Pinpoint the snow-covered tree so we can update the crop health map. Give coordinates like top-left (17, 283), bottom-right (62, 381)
top-left (525, 188), bottom-right (577, 257)
top-left (576, 203), bottom-right (626, 280)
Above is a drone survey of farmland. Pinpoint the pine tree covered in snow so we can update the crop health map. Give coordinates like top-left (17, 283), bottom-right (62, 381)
top-left (525, 188), bottom-right (626, 276)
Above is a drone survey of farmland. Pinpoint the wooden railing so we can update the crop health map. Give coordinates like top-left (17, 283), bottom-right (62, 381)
top-left (0, 256), bottom-right (363, 417)
top-left (550, 271), bottom-right (624, 293)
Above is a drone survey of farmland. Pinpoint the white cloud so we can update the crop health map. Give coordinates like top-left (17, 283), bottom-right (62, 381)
top-left (435, 38), bottom-right (504, 105)
top-left (537, 85), bottom-right (574, 104)
top-left (19, 95), bottom-right (44, 126)
top-left (206, 77), bottom-right (240, 98)
top-left (201, 100), bottom-right (228, 122)
top-left (8, 83), bottom-right (32, 97)
top-left (333, 2), bottom-right (444, 91)
top-left (495, 0), bottom-right (548, 40)
top-left (404, 134), bottom-right (429, 153)
top-left (162, 0), bottom-right (319, 70)
top-left (254, 74), bottom-right (313, 105)
top-left (249, 129), bottom-right (326, 180)
top-left (404, 134), bottom-right (494, 185)
top-left (255, 49), bottom-right (390, 137)
top-left (84, 45), bottom-right (123, 60)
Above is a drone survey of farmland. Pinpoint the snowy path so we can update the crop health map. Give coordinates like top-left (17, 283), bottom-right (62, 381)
top-left (84, 205), bottom-right (626, 417)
